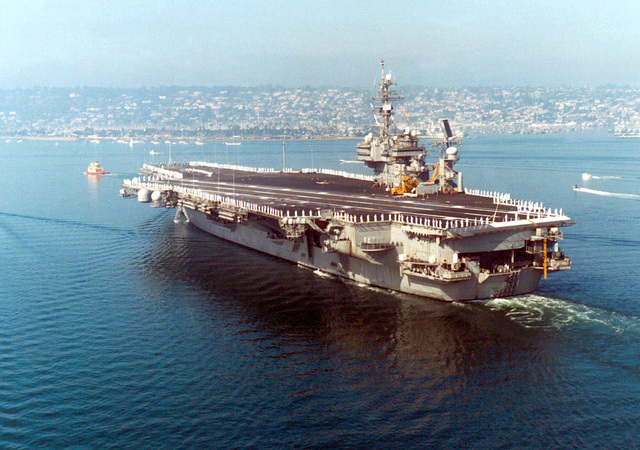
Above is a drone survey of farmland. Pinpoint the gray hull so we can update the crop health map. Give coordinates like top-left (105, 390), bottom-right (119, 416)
top-left (182, 207), bottom-right (544, 302)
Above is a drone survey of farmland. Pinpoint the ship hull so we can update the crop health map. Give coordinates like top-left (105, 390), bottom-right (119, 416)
top-left (182, 208), bottom-right (543, 302)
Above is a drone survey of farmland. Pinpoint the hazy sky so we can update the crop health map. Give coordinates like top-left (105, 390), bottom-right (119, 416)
top-left (1, 0), bottom-right (639, 88)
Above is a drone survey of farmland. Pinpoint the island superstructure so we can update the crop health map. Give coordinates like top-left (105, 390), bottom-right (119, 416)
top-left (121, 63), bottom-right (572, 302)
top-left (356, 62), bottom-right (463, 196)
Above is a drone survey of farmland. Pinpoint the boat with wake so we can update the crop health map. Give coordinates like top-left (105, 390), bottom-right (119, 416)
top-left (85, 161), bottom-right (109, 175)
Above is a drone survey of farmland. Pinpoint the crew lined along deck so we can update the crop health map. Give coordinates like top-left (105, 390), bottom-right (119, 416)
top-left (123, 162), bottom-right (570, 230)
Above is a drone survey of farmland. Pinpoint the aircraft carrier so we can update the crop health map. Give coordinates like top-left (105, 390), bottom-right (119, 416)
top-left (121, 62), bottom-right (572, 302)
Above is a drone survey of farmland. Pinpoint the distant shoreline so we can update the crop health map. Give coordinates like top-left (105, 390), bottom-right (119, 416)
top-left (1, 135), bottom-right (79, 141)
top-left (0, 135), bottom-right (360, 143)
top-left (0, 129), bottom-right (617, 144)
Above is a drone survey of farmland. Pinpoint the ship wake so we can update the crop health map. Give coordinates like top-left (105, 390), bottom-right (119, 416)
top-left (482, 294), bottom-right (640, 333)
top-left (573, 186), bottom-right (640, 200)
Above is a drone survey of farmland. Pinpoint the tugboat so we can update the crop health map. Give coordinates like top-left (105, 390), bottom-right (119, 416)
top-left (85, 161), bottom-right (109, 175)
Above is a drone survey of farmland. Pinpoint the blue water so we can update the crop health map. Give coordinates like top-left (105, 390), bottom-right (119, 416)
top-left (1, 135), bottom-right (639, 448)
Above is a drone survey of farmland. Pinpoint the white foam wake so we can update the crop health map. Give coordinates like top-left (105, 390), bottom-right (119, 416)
top-left (313, 269), bottom-right (334, 278)
top-left (573, 186), bottom-right (640, 200)
top-left (483, 294), bottom-right (640, 332)
top-left (582, 173), bottom-right (625, 181)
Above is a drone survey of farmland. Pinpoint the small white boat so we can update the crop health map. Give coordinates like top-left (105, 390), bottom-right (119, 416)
top-left (225, 136), bottom-right (241, 146)
top-left (149, 149), bottom-right (159, 155)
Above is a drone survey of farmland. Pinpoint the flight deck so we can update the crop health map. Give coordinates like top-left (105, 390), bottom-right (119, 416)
top-left (139, 162), bottom-right (544, 226)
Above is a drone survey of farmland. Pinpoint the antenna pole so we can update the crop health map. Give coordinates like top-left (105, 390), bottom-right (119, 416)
top-left (282, 136), bottom-right (286, 171)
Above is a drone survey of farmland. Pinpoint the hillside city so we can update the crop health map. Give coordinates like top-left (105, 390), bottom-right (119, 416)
top-left (1, 84), bottom-right (640, 141)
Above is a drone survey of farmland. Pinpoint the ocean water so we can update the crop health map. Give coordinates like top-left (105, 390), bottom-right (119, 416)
top-left (1, 134), bottom-right (639, 448)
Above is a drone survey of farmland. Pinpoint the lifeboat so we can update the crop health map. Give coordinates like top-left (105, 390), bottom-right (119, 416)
top-left (85, 161), bottom-right (109, 175)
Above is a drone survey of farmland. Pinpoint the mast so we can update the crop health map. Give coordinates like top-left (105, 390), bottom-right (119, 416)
top-left (374, 60), bottom-right (403, 141)
top-left (282, 135), bottom-right (286, 171)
